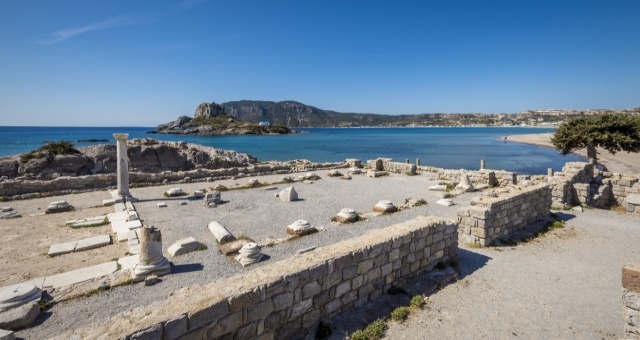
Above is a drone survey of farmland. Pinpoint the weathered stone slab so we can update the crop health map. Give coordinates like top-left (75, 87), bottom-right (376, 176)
top-left (107, 211), bottom-right (129, 223)
top-left (48, 241), bottom-right (77, 257)
top-left (118, 255), bottom-right (139, 270)
top-left (0, 301), bottom-right (39, 331)
top-left (43, 261), bottom-right (118, 289)
top-left (168, 237), bottom-right (203, 257)
top-left (75, 235), bottom-right (111, 252)
top-left (436, 199), bottom-right (455, 206)
top-left (102, 198), bottom-right (117, 206)
top-left (45, 200), bottom-right (73, 214)
top-left (165, 188), bottom-right (186, 197)
top-left (125, 220), bottom-right (142, 230)
top-left (627, 193), bottom-right (640, 206)
top-left (127, 211), bottom-right (139, 221)
top-left (218, 240), bottom-right (250, 256)
top-left (114, 203), bottom-right (126, 213)
top-left (157, 202), bottom-right (167, 208)
top-left (125, 202), bottom-right (135, 211)
top-left (68, 215), bottom-right (108, 228)
top-left (0, 328), bottom-right (15, 340)
top-left (208, 221), bottom-right (235, 243)
top-left (428, 185), bottom-right (447, 191)
top-left (0, 212), bottom-right (20, 220)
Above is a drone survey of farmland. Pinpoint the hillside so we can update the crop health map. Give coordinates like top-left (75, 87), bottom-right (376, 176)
top-left (219, 100), bottom-right (640, 127)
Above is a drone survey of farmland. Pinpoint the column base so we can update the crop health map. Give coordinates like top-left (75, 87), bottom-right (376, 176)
top-left (131, 257), bottom-right (171, 282)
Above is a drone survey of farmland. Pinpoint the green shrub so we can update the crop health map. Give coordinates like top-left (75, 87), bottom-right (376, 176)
top-left (390, 306), bottom-right (409, 322)
top-left (351, 319), bottom-right (387, 340)
top-left (409, 295), bottom-right (425, 309)
top-left (20, 141), bottom-right (80, 163)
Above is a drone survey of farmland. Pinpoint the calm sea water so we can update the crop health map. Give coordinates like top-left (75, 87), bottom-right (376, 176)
top-left (0, 126), bottom-right (584, 175)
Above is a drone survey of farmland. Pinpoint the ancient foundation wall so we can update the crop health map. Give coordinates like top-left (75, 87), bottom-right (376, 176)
top-left (366, 158), bottom-right (417, 175)
top-left (550, 161), bottom-right (639, 208)
top-left (622, 264), bottom-right (640, 338)
top-left (0, 162), bottom-right (345, 199)
top-left (436, 169), bottom-right (517, 187)
top-left (54, 216), bottom-right (458, 340)
top-left (457, 183), bottom-right (552, 246)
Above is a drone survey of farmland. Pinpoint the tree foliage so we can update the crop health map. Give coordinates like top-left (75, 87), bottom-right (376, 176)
top-left (551, 113), bottom-right (640, 165)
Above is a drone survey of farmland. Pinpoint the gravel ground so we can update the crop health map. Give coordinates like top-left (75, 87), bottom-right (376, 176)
top-left (383, 209), bottom-right (640, 339)
top-left (17, 171), bottom-right (478, 339)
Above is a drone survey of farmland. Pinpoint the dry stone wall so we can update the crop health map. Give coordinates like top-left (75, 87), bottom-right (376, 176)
top-left (366, 158), bottom-right (416, 175)
top-left (550, 161), bottom-right (639, 208)
top-left (54, 215), bottom-right (458, 340)
top-left (622, 264), bottom-right (640, 338)
top-left (457, 183), bottom-right (552, 246)
top-left (436, 169), bottom-right (517, 187)
top-left (0, 162), bottom-right (344, 199)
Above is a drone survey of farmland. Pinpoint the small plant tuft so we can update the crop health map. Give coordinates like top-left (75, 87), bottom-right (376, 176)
top-left (409, 295), bottom-right (425, 309)
top-left (351, 319), bottom-right (387, 340)
top-left (196, 244), bottom-right (208, 251)
top-left (390, 306), bottom-right (410, 322)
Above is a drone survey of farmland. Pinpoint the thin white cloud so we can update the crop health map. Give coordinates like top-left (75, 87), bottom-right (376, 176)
top-left (179, 0), bottom-right (209, 9)
top-left (37, 15), bottom-right (136, 45)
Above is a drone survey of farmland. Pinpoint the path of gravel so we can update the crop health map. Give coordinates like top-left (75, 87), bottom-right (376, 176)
top-left (17, 171), bottom-right (479, 339)
top-left (383, 209), bottom-right (640, 339)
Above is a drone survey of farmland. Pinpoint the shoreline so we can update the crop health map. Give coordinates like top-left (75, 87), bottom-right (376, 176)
top-left (504, 133), bottom-right (640, 174)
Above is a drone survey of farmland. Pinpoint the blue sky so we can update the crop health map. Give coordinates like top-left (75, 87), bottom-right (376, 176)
top-left (1, 0), bottom-right (639, 126)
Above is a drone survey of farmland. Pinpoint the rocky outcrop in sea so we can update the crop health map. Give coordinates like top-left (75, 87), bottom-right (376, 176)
top-left (0, 139), bottom-right (256, 180)
top-left (154, 102), bottom-right (291, 136)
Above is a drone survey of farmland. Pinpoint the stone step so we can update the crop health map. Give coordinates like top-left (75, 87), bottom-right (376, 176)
top-left (43, 261), bottom-right (118, 290)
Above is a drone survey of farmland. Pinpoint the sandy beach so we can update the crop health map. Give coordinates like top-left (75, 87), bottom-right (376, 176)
top-left (505, 133), bottom-right (640, 174)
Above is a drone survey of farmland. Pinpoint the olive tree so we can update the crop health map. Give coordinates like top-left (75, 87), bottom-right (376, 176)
top-left (551, 113), bottom-right (640, 166)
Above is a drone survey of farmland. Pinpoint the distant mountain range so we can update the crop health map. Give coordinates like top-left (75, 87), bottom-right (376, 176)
top-left (157, 100), bottom-right (640, 132)
top-left (216, 100), bottom-right (640, 127)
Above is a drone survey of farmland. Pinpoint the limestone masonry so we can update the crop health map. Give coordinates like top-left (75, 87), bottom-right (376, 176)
top-left (457, 183), bottom-right (552, 246)
top-left (622, 264), bottom-right (640, 338)
top-left (53, 215), bottom-right (458, 339)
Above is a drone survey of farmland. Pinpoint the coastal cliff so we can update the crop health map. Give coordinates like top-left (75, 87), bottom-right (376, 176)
top-left (159, 100), bottom-right (640, 129)
top-left (154, 102), bottom-right (291, 135)
top-left (0, 139), bottom-right (256, 180)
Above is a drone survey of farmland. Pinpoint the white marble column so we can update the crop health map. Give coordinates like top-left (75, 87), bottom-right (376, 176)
top-left (133, 226), bottom-right (171, 281)
top-left (113, 134), bottom-right (130, 199)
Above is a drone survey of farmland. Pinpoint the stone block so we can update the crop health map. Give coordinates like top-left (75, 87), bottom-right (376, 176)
top-left (167, 237), bottom-right (203, 257)
top-left (272, 292), bottom-right (294, 312)
top-left (47, 241), bottom-right (77, 257)
top-left (43, 261), bottom-right (118, 290)
top-left (163, 314), bottom-right (188, 340)
top-left (623, 264), bottom-right (640, 293)
top-left (188, 300), bottom-right (229, 331)
top-left (128, 323), bottom-right (162, 340)
top-left (0, 300), bottom-right (40, 331)
top-left (75, 235), bottom-right (111, 252)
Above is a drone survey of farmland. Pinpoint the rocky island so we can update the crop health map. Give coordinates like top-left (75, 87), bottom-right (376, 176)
top-left (153, 102), bottom-right (291, 135)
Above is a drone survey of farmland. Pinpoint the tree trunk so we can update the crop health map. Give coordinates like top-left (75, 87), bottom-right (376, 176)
top-left (586, 144), bottom-right (597, 165)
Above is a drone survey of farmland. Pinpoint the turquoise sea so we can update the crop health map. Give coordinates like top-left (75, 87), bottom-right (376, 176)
top-left (0, 126), bottom-right (584, 175)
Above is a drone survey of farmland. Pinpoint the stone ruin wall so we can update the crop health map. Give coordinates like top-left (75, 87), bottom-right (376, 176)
top-left (435, 169), bottom-right (518, 187)
top-left (457, 183), bottom-right (552, 246)
top-left (366, 158), bottom-right (417, 175)
top-left (550, 162), bottom-right (639, 208)
top-left (0, 162), bottom-right (347, 199)
top-left (622, 264), bottom-right (640, 338)
top-left (53, 216), bottom-right (458, 340)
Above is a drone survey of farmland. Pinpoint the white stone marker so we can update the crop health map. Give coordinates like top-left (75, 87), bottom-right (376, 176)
top-left (132, 226), bottom-right (171, 281)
